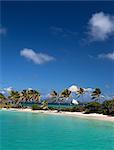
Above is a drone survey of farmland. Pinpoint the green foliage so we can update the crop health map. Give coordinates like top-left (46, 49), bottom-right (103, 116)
top-left (70, 105), bottom-right (85, 112)
top-left (102, 99), bottom-right (114, 115)
top-left (49, 105), bottom-right (85, 112)
top-left (77, 88), bottom-right (85, 95)
top-left (61, 89), bottom-right (71, 98)
top-left (0, 87), bottom-right (114, 116)
top-left (85, 102), bottom-right (101, 114)
top-left (0, 103), bottom-right (14, 109)
top-left (41, 100), bottom-right (48, 110)
top-left (91, 88), bottom-right (101, 101)
top-left (32, 104), bottom-right (41, 110)
top-left (50, 91), bottom-right (58, 97)
top-left (0, 93), bottom-right (7, 103)
top-left (20, 89), bottom-right (40, 103)
top-left (8, 90), bottom-right (20, 103)
top-left (48, 106), bottom-right (56, 110)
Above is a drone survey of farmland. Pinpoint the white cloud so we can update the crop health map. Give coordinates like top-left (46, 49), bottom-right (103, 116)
top-left (84, 88), bottom-right (94, 92)
top-left (28, 88), bottom-right (33, 90)
top-left (98, 51), bottom-right (114, 61)
top-left (20, 48), bottom-right (55, 64)
top-left (0, 87), bottom-right (13, 95)
top-left (4, 87), bottom-right (13, 92)
top-left (68, 85), bottom-right (78, 92)
top-left (88, 12), bottom-right (114, 41)
top-left (0, 27), bottom-right (6, 35)
top-left (0, 90), bottom-right (6, 94)
top-left (68, 85), bottom-right (94, 93)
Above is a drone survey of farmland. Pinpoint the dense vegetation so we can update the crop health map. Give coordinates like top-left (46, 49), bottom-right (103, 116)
top-left (0, 88), bottom-right (114, 116)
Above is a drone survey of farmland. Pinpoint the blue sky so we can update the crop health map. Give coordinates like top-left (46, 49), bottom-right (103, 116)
top-left (1, 1), bottom-right (114, 96)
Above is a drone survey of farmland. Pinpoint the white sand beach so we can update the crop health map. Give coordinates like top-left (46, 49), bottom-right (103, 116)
top-left (1, 108), bottom-right (114, 122)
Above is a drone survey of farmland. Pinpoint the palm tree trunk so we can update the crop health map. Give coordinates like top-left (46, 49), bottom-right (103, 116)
top-left (82, 94), bottom-right (84, 106)
top-left (58, 96), bottom-right (60, 112)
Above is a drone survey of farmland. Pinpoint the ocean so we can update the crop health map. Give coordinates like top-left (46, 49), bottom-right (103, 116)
top-left (0, 110), bottom-right (114, 150)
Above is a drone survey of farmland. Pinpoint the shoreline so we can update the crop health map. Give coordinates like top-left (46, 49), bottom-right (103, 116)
top-left (1, 108), bottom-right (114, 122)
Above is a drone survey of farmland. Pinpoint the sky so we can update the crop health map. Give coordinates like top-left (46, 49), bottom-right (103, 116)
top-left (0, 1), bottom-right (114, 97)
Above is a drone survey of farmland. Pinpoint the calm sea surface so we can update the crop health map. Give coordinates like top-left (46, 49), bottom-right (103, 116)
top-left (0, 110), bottom-right (114, 150)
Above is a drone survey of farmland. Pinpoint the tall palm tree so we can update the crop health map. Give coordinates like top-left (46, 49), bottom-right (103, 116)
top-left (31, 90), bottom-right (41, 103)
top-left (19, 89), bottom-right (41, 103)
top-left (50, 90), bottom-right (58, 97)
top-left (77, 87), bottom-right (85, 104)
top-left (61, 89), bottom-right (71, 99)
top-left (41, 100), bottom-right (48, 109)
top-left (91, 88), bottom-right (101, 102)
top-left (8, 90), bottom-right (20, 105)
top-left (28, 90), bottom-right (40, 103)
top-left (0, 93), bottom-right (7, 104)
top-left (20, 89), bottom-right (28, 102)
top-left (50, 89), bottom-right (71, 111)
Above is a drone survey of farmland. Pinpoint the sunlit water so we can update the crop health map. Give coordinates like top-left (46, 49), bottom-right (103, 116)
top-left (0, 110), bottom-right (114, 150)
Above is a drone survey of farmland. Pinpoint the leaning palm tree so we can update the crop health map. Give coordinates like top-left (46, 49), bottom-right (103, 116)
top-left (76, 87), bottom-right (85, 104)
top-left (19, 89), bottom-right (28, 102)
top-left (19, 89), bottom-right (41, 103)
top-left (8, 90), bottom-right (20, 105)
top-left (41, 100), bottom-right (48, 109)
top-left (32, 90), bottom-right (41, 103)
top-left (91, 88), bottom-right (101, 102)
top-left (50, 89), bottom-right (71, 111)
top-left (50, 90), bottom-right (58, 102)
top-left (0, 93), bottom-right (7, 104)
top-left (61, 89), bottom-right (71, 100)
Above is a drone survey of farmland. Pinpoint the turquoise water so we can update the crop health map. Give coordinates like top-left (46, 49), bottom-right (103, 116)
top-left (0, 110), bottom-right (114, 150)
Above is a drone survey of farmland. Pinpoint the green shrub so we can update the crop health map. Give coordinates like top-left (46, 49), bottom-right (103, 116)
top-left (59, 107), bottom-right (72, 112)
top-left (41, 101), bottom-right (48, 110)
top-left (32, 104), bottom-right (41, 110)
top-left (70, 105), bottom-right (85, 112)
top-left (48, 106), bottom-right (56, 110)
top-left (102, 99), bottom-right (114, 116)
top-left (85, 102), bottom-right (101, 114)
top-left (0, 103), bottom-right (14, 109)
top-left (50, 106), bottom-right (85, 112)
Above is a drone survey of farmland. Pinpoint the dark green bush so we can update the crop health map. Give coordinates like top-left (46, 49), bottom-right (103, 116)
top-left (102, 99), bottom-right (114, 116)
top-left (70, 105), bottom-right (85, 112)
top-left (32, 104), bottom-right (41, 110)
top-left (59, 107), bottom-right (72, 112)
top-left (85, 102), bottom-right (101, 114)
top-left (48, 106), bottom-right (56, 110)
top-left (51, 106), bottom-right (85, 112)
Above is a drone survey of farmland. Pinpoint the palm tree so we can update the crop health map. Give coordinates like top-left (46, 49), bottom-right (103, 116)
top-left (19, 89), bottom-right (41, 103)
top-left (50, 90), bottom-right (58, 102)
top-left (61, 89), bottom-right (71, 99)
top-left (8, 90), bottom-right (20, 105)
top-left (50, 90), bottom-right (58, 97)
top-left (50, 89), bottom-right (71, 111)
top-left (0, 93), bottom-right (7, 104)
top-left (91, 88), bottom-right (101, 102)
top-left (32, 90), bottom-right (41, 103)
top-left (41, 100), bottom-right (48, 109)
top-left (77, 87), bottom-right (85, 104)
top-left (19, 89), bottom-right (28, 102)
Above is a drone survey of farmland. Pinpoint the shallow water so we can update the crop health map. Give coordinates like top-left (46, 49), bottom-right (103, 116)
top-left (0, 110), bottom-right (114, 150)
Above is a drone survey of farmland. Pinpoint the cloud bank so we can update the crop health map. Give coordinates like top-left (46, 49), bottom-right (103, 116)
top-left (98, 51), bottom-right (114, 61)
top-left (68, 85), bottom-right (94, 93)
top-left (20, 48), bottom-right (55, 64)
top-left (0, 87), bottom-right (13, 95)
top-left (68, 85), bottom-right (78, 92)
top-left (88, 12), bottom-right (114, 41)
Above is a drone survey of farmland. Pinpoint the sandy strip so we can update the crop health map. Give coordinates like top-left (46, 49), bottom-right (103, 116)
top-left (1, 108), bottom-right (114, 122)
